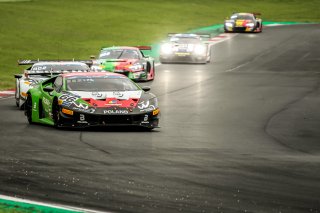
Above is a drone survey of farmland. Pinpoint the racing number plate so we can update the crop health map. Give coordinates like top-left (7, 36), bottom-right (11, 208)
top-left (175, 52), bottom-right (191, 56)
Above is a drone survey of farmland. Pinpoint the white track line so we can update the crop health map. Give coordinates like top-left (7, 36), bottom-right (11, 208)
top-left (0, 194), bottom-right (109, 213)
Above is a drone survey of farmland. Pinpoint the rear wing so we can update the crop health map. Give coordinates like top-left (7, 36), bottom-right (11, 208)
top-left (167, 33), bottom-right (211, 39)
top-left (252, 12), bottom-right (262, 16)
top-left (18, 59), bottom-right (93, 66)
top-left (230, 12), bottom-right (262, 17)
top-left (25, 70), bottom-right (91, 76)
top-left (135, 46), bottom-right (152, 51)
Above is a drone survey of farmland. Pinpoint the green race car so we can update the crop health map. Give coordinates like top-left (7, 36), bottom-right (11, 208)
top-left (25, 72), bottom-right (160, 129)
top-left (91, 46), bottom-right (155, 81)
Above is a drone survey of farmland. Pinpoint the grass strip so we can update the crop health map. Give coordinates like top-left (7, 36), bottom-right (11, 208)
top-left (0, 198), bottom-right (81, 213)
top-left (0, 0), bottom-right (319, 89)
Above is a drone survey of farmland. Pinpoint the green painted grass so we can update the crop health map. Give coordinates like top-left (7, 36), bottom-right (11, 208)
top-left (0, 0), bottom-right (319, 89)
top-left (0, 199), bottom-right (81, 213)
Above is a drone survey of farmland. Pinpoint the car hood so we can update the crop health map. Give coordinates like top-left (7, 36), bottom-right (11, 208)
top-left (234, 19), bottom-right (253, 26)
top-left (68, 90), bottom-right (142, 108)
top-left (100, 59), bottom-right (139, 71)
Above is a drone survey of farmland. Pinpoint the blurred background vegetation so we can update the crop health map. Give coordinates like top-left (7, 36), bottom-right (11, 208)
top-left (0, 0), bottom-right (319, 89)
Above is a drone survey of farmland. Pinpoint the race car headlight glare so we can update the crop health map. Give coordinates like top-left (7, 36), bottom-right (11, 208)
top-left (246, 23), bottom-right (255, 27)
top-left (194, 45), bottom-right (206, 55)
top-left (153, 108), bottom-right (160, 116)
top-left (62, 108), bottom-right (74, 115)
top-left (129, 63), bottom-right (143, 71)
top-left (161, 43), bottom-right (172, 54)
top-left (225, 23), bottom-right (233, 27)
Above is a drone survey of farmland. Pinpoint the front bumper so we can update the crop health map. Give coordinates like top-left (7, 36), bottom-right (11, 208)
top-left (225, 26), bottom-right (256, 32)
top-left (160, 53), bottom-right (207, 63)
top-left (106, 70), bottom-right (147, 81)
top-left (58, 109), bottom-right (160, 129)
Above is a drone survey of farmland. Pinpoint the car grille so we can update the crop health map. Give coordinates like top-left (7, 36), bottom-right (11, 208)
top-left (234, 27), bottom-right (247, 31)
top-left (85, 114), bottom-right (146, 125)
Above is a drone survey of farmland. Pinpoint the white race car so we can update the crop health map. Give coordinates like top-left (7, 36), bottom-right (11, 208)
top-left (14, 60), bottom-right (92, 109)
top-left (159, 33), bottom-right (211, 64)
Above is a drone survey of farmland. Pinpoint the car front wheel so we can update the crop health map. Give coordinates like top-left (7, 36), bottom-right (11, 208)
top-left (52, 100), bottom-right (61, 128)
top-left (25, 94), bottom-right (33, 124)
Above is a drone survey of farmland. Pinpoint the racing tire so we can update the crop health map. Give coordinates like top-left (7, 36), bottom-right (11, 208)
top-left (52, 99), bottom-right (61, 128)
top-left (15, 96), bottom-right (19, 107)
top-left (15, 81), bottom-right (20, 107)
top-left (151, 62), bottom-right (155, 80)
top-left (15, 98), bottom-right (20, 108)
top-left (152, 68), bottom-right (155, 80)
top-left (206, 54), bottom-right (211, 63)
top-left (256, 23), bottom-right (263, 33)
top-left (25, 93), bottom-right (33, 124)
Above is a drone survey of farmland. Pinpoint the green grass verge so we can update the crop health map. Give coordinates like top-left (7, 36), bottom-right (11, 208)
top-left (0, 0), bottom-right (319, 89)
top-left (0, 199), bottom-right (81, 213)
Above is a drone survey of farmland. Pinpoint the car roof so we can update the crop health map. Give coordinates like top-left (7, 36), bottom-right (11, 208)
top-left (61, 72), bottom-right (125, 78)
top-left (101, 46), bottom-right (139, 51)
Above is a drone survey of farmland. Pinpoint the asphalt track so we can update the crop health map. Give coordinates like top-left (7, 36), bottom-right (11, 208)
top-left (1, 24), bottom-right (320, 213)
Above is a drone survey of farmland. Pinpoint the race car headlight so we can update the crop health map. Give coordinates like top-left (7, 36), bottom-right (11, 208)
top-left (225, 22), bottom-right (233, 27)
top-left (62, 108), bottom-right (74, 115)
top-left (161, 43), bottom-right (172, 54)
top-left (24, 81), bottom-right (32, 85)
top-left (137, 98), bottom-right (158, 111)
top-left (194, 45), bottom-right (206, 55)
top-left (246, 23), bottom-right (255, 27)
top-left (129, 63), bottom-right (143, 71)
top-left (187, 44), bottom-right (194, 52)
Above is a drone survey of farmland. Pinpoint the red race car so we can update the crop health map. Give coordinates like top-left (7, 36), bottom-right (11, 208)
top-left (92, 46), bottom-right (155, 81)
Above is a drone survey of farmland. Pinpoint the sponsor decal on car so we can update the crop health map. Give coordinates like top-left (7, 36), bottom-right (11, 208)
top-left (91, 92), bottom-right (103, 97)
top-left (141, 114), bottom-right (149, 124)
top-left (73, 102), bottom-right (89, 110)
top-left (103, 109), bottom-right (129, 114)
top-left (43, 97), bottom-right (50, 106)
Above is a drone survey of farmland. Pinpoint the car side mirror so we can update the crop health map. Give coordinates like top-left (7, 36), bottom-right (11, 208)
top-left (14, 74), bottom-right (23, 79)
top-left (43, 87), bottom-right (54, 93)
top-left (142, 86), bottom-right (151, 92)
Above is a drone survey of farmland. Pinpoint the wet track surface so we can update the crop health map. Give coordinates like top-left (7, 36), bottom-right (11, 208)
top-left (1, 24), bottom-right (320, 213)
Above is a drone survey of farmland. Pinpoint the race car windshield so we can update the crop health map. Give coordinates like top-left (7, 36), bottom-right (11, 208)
top-left (66, 77), bottom-right (140, 91)
top-left (99, 49), bottom-right (140, 59)
top-left (30, 64), bottom-right (89, 73)
top-left (231, 14), bottom-right (254, 20)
